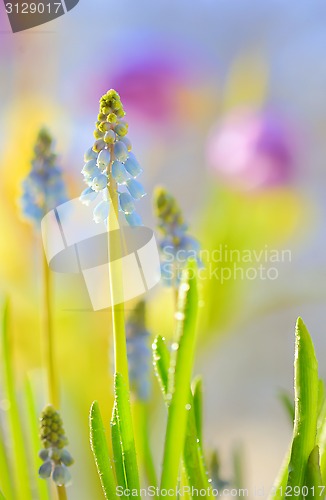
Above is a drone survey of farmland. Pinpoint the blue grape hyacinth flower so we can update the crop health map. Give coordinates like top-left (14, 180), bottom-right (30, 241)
top-left (126, 301), bottom-right (151, 401)
top-left (20, 128), bottom-right (67, 225)
top-left (38, 405), bottom-right (74, 487)
top-left (80, 89), bottom-right (146, 226)
top-left (153, 187), bottom-right (202, 286)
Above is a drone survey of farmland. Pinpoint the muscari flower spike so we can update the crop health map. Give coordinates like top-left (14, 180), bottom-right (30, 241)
top-left (153, 187), bottom-right (202, 286)
top-left (80, 89), bottom-right (146, 226)
top-left (38, 405), bottom-right (74, 487)
top-left (126, 301), bottom-right (151, 401)
top-left (21, 128), bottom-right (68, 225)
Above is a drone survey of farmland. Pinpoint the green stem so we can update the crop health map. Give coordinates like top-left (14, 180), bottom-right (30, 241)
top-left (57, 486), bottom-right (68, 500)
top-left (42, 251), bottom-right (59, 408)
top-left (42, 248), bottom-right (68, 499)
top-left (160, 262), bottom-right (199, 498)
top-left (107, 173), bottom-right (129, 388)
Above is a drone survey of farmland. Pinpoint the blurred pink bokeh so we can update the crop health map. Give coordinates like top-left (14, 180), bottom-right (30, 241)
top-left (206, 108), bottom-right (298, 191)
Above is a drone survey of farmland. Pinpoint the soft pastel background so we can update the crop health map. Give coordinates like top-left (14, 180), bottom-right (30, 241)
top-left (1, 1), bottom-right (326, 498)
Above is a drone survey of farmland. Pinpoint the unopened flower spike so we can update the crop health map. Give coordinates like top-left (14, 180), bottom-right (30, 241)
top-left (153, 186), bottom-right (202, 286)
top-left (126, 301), bottom-right (151, 401)
top-left (80, 89), bottom-right (146, 226)
top-left (21, 128), bottom-right (68, 225)
top-left (38, 405), bottom-right (74, 487)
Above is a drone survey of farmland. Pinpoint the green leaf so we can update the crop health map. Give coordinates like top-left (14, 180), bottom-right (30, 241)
top-left (114, 373), bottom-right (140, 497)
top-left (132, 401), bottom-right (157, 487)
top-left (232, 443), bottom-right (245, 492)
top-left (152, 335), bottom-right (170, 400)
top-left (0, 422), bottom-right (13, 499)
top-left (183, 399), bottom-right (211, 492)
top-left (192, 376), bottom-right (203, 444)
top-left (153, 334), bottom-right (212, 495)
top-left (160, 261), bottom-right (210, 498)
top-left (1, 299), bottom-right (32, 500)
top-left (278, 390), bottom-right (295, 425)
top-left (89, 401), bottom-right (117, 499)
top-left (317, 380), bottom-right (325, 420)
top-left (269, 446), bottom-right (291, 500)
top-left (111, 404), bottom-right (127, 491)
top-left (305, 446), bottom-right (325, 499)
top-left (0, 489), bottom-right (6, 500)
top-left (286, 318), bottom-right (319, 497)
top-left (317, 389), bottom-right (326, 487)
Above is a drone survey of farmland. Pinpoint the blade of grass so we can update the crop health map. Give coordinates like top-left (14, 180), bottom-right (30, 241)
top-left (269, 446), bottom-right (291, 500)
top-left (89, 401), bottom-right (117, 499)
top-left (111, 404), bottom-right (127, 492)
top-left (114, 373), bottom-right (140, 497)
top-left (0, 421), bottom-right (14, 499)
top-left (317, 380), bottom-right (325, 420)
top-left (305, 446), bottom-right (325, 499)
top-left (232, 443), bottom-right (245, 492)
top-left (132, 401), bottom-right (157, 487)
top-left (278, 390), bottom-right (295, 425)
top-left (183, 398), bottom-right (211, 492)
top-left (1, 299), bottom-right (32, 500)
top-left (286, 318), bottom-right (319, 497)
top-left (0, 489), bottom-right (5, 500)
top-left (152, 336), bottom-right (169, 402)
top-left (192, 376), bottom-right (203, 444)
top-left (160, 261), bottom-right (204, 498)
top-left (317, 401), bottom-right (326, 487)
top-left (316, 381), bottom-right (326, 485)
top-left (153, 335), bottom-right (212, 494)
top-left (24, 376), bottom-right (50, 500)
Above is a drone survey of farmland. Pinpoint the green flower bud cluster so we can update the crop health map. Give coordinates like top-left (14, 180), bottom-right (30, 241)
top-left (92, 89), bottom-right (130, 153)
top-left (126, 301), bottom-right (151, 401)
top-left (38, 405), bottom-right (73, 486)
top-left (153, 187), bottom-right (202, 286)
top-left (21, 128), bottom-right (67, 225)
top-left (153, 187), bottom-right (185, 240)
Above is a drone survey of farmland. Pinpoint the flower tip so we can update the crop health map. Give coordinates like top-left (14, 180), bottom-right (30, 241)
top-left (52, 464), bottom-right (71, 486)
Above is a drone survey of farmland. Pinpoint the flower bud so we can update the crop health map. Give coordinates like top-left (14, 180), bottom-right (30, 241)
top-left (124, 153), bottom-right (142, 178)
top-left (39, 460), bottom-right (52, 479)
top-left (104, 130), bottom-right (116, 144)
top-left (115, 121), bottom-right (128, 137)
top-left (91, 174), bottom-right (108, 192)
top-left (80, 187), bottom-right (98, 206)
top-left (84, 147), bottom-right (98, 162)
top-left (119, 192), bottom-right (135, 214)
top-left (93, 200), bottom-right (110, 223)
top-left (52, 465), bottom-right (71, 486)
top-left (94, 129), bottom-right (104, 139)
top-left (126, 178), bottom-right (146, 200)
top-left (114, 141), bottom-right (128, 162)
top-left (60, 449), bottom-right (74, 467)
top-left (92, 139), bottom-right (106, 153)
top-left (120, 136), bottom-right (132, 151)
top-left (97, 148), bottom-right (111, 170)
top-left (107, 113), bottom-right (118, 123)
top-left (112, 161), bottom-right (130, 185)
